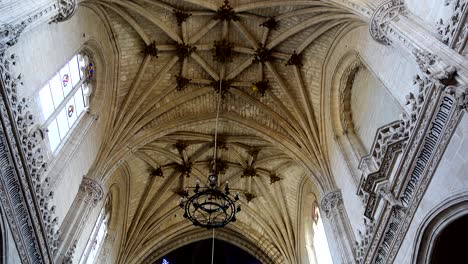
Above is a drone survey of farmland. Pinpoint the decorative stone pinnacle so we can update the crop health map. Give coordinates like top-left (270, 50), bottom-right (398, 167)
top-left (175, 75), bottom-right (191, 91)
top-left (177, 162), bottom-right (192, 177)
top-left (150, 167), bottom-right (164, 178)
top-left (253, 46), bottom-right (273, 64)
top-left (213, 39), bottom-right (234, 63)
top-left (210, 135), bottom-right (228, 150)
top-left (320, 189), bottom-right (343, 218)
top-left (252, 80), bottom-right (269, 96)
top-left (142, 41), bottom-right (159, 57)
top-left (260, 18), bottom-right (278, 30)
top-left (286, 51), bottom-right (302, 67)
top-left (242, 167), bottom-right (258, 178)
top-left (174, 141), bottom-right (188, 153)
top-left (270, 174), bottom-right (281, 184)
top-left (458, 89), bottom-right (468, 111)
top-left (211, 79), bottom-right (232, 97)
top-left (80, 177), bottom-right (104, 206)
top-left (245, 192), bottom-right (256, 203)
top-left (173, 10), bottom-right (192, 25)
top-left (214, 0), bottom-right (240, 21)
top-left (175, 43), bottom-right (197, 61)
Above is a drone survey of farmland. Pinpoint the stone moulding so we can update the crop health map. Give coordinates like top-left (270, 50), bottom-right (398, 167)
top-left (141, 229), bottom-right (278, 264)
top-left (0, 65), bottom-right (52, 263)
top-left (50, 0), bottom-right (77, 24)
top-left (357, 78), bottom-right (467, 263)
top-left (436, 0), bottom-right (468, 53)
top-left (369, 0), bottom-right (406, 45)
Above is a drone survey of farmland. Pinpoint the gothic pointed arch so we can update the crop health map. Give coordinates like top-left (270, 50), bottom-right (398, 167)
top-left (413, 190), bottom-right (468, 264)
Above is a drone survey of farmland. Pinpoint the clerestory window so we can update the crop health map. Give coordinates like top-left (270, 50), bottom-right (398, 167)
top-left (80, 208), bottom-right (108, 264)
top-left (311, 203), bottom-right (333, 264)
top-left (37, 53), bottom-right (94, 152)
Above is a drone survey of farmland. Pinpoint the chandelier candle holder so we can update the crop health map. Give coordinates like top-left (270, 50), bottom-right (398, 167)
top-left (178, 172), bottom-right (241, 228)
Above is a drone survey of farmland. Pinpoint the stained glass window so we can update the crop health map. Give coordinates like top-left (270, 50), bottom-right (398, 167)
top-left (37, 53), bottom-right (92, 153)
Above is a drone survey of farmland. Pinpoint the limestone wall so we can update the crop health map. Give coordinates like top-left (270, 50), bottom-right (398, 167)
top-left (322, 24), bottom-right (418, 240)
top-left (393, 113), bottom-right (468, 263)
top-left (5, 5), bottom-right (116, 262)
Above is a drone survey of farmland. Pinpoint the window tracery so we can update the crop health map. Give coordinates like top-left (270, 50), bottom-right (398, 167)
top-left (36, 53), bottom-right (94, 152)
top-left (79, 203), bottom-right (109, 264)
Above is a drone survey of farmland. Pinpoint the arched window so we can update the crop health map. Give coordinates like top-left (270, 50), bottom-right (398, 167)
top-left (79, 206), bottom-right (108, 264)
top-left (36, 53), bottom-right (94, 153)
top-left (310, 203), bottom-right (333, 264)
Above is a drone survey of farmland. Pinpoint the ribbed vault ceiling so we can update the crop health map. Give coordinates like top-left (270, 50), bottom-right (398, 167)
top-left (81, 0), bottom-right (361, 263)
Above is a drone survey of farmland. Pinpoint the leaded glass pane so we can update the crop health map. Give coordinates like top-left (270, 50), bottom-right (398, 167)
top-left (56, 108), bottom-right (69, 139)
top-left (49, 73), bottom-right (64, 109)
top-left (39, 84), bottom-right (54, 119)
top-left (47, 120), bottom-right (60, 151)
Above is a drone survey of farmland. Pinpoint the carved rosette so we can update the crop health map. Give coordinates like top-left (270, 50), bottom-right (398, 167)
top-left (320, 189), bottom-right (343, 218)
top-left (369, 0), bottom-right (406, 45)
top-left (79, 177), bottom-right (104, 207)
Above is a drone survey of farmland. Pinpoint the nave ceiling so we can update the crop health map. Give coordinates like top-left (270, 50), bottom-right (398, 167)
top-left (78, 0), bottom-right (364, 262)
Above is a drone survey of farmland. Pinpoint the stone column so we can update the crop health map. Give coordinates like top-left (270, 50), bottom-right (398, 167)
top-left (0, 0), bottom-right (77, 52)
top-left (320, 189), bottom-right (356, 264)
top-left (55, 177), bottom-right (103, 263)
top-left (369, 0), bottom-right (468, 84)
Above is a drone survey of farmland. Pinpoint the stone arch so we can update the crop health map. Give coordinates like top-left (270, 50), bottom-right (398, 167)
top-left (46, 38), bottom-right (118, 189)
top-left (297, 175), bottom-right (320, 264)
top-left (412, 190), bottom-right (468, 264)
top-left (141, 228), bottom-right (280, 264)
top-left (330, 51), bottom-right (367, 184)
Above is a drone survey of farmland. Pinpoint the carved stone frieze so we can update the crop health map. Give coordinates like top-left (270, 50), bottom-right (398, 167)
top-left (50, 0), bottom-right (77, 24)
top-left (321, 189), bottom-right (343, 218)
top-left (0, 51), bottom-right (59, 259)
top-left (369, 0), bottom-right (406, 45)
top-left (62, 240), bottom-right (77, 264)
top-left (359, 79), bottom-right (467, 263)
top-left (412, 49), bottom-right (457, 84)
top-left (80, 177), bottom-right (104, 206)
top-left (355, 218), bottom-right (375, 264)
top-left (0, 23), bottom-right (27, 51)
top-left (1, 2), bottom-right (60, 51)
top-left (436, 0), bottom-right (467, 52)
top-left (321, 189), bottom-right (356, 263)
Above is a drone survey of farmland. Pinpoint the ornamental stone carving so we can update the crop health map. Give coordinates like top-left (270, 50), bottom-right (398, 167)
top-left (321, 189), bottom-right (356, 263)
top-left (321, 189), bottom-right (343, 218)
top-left (436, 0), bottom-right (467, 52)
top-left (369, 0), bottom-right (406, 45)
top-left (0, 23), bottom-right (27, 51)
top-left (80, 177), bottom-right (104, 206)
top-left (0, 51), bottom-right (59, 258)
top-left (50, 0), bottom-right (77, 23)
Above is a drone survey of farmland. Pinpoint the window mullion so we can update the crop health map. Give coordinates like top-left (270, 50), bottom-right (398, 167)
top-left (43, 79), bottom-right (86, 128)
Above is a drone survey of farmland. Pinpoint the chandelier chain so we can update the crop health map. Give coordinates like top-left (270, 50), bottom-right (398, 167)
top-left (212, 79), bottom-right (222, 173)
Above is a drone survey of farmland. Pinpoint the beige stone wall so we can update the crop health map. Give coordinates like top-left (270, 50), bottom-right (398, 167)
top-left (351, 67), bottom-right (401, 151)
top-left (322, 24), bottom-right (419, 240)
top-left (405, 0), bottom-right (453, 33)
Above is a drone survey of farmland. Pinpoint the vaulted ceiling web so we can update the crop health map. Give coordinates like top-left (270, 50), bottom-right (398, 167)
top-left (81, 0), bottom-right (361, 263)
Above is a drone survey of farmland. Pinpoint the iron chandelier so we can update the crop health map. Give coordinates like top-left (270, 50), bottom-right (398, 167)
top-left (178, 79), bottom-right (242, 229)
